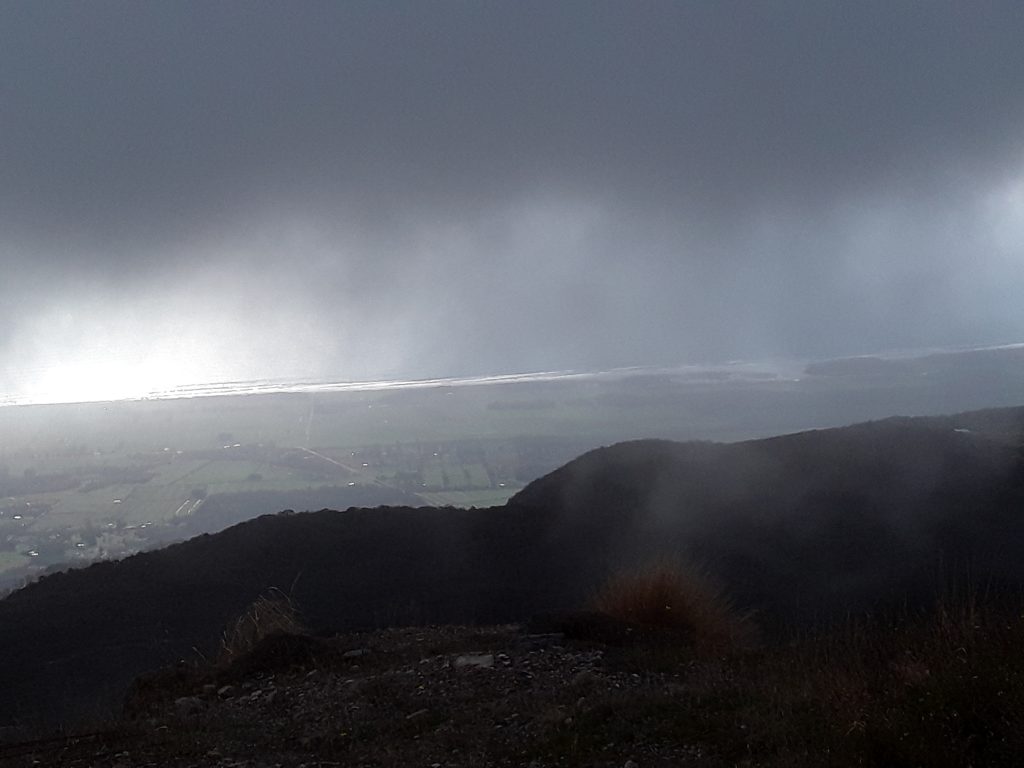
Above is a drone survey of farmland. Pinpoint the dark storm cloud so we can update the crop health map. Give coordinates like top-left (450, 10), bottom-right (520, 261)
top-left (1, 1), bottom-right (1023, 398)
top-left (5, 1), bottom-right (1024, 242)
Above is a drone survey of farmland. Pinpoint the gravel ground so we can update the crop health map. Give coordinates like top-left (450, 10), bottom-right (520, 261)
top-left (1, 624), bottom-right (729, 768)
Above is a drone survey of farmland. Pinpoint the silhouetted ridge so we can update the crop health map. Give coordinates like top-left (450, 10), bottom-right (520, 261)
top-left (510, 415), bottom-right (1024, 619)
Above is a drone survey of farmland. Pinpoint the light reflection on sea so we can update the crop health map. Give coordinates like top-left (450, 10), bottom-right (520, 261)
top-left (0, 361), bottom-right (794, 408)
top-left (5, 341), bottom-right (1020, 407)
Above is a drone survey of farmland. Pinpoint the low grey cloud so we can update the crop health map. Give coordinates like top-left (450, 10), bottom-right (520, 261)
top-left (1, 1), bottom-right (1023, 401)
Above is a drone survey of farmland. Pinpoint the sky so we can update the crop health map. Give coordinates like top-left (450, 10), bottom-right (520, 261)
top-left (2, 1), bottom-right (1024, 404)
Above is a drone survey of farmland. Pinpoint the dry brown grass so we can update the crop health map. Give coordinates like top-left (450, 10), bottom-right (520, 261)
top-left (219, 588), bottom-right (308, 664)
top-left (744, 591), bottom-right (1024, 767)
top-left (591, 558), bottom-right (756, 653)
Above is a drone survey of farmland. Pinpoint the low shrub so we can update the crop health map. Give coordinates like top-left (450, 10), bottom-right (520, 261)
top-left (591, 558), bottom-right (756, 653)
top-left (219, 588), bottom-right (308, 664)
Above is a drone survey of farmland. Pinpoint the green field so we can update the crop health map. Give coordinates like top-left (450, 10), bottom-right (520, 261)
top-left (0, 550), bottom-right (28, 575)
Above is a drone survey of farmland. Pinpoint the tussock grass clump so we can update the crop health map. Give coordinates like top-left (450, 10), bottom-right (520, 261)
top-left (592, 558), bottom-right (756, 653)
top-left (219, 588), bottom-right (308, 664)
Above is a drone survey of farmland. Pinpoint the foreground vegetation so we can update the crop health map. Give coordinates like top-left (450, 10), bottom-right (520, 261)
top-left (7, 566), bottom-right (1023, 767)
top-left (566, 563), bottom-right (1024, 766)
top-left (753, 593), bottom-right (1024, 767)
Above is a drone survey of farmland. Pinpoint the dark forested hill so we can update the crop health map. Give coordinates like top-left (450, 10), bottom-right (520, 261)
top-left (510, 410), bottom-right (1024, 621)
top-left (3, 407), bottom-right (1024, 732)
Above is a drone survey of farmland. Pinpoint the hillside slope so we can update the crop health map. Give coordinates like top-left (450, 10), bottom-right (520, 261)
top-left (510, 409), bottom-right (1024, 621)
